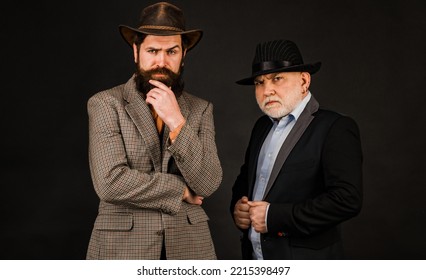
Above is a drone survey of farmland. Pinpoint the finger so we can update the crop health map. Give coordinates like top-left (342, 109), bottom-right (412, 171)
top-left (235, 211), bottom-right (250, 220)
top-left (234, 205), bottom-right (249, 214)
top-left (145, 97), bottom-right (156, 106)
top-left (237, 200), bottom-right (250, 208)
top-left (237, 197), bottom-right (249, 207)
top-left (237, 223), bottom-right (250, 229)
top-left (145, 90), bottom-right (160, 102)
top-left (241, 196), bottom-right (249, 203)
top-left (236, 203), bottom-right (250, 212)
top-left (191, 197), bottom-right (202, 205)
top-left (236, 218), bottom-right (251, 228)
top-left (234, 208), bottom-right (250, 217)
top-left (236, 216), bottom-right (251, 223)
top-left (247, 201), bottom-right (268, 207)
top-left (146, 88), bottom-right (164, 99)
top-left (237, 223), bottom-right (250, 230)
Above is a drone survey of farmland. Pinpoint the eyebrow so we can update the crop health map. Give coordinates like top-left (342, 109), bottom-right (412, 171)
top-left (265, 73), bottom-right (280, 79)
top-left (167, 45), bottom-right (180, 50)
top-left (146, 45), bottom-right (181, 51)
top-left (254, 73), bottom-right (279, 82)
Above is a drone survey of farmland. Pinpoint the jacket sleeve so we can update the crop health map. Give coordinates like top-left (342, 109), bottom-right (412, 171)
top-left (88, 93), bottom-right (187, 215)
top-left (267, 116), bottom-right (363, 237)
top-left (230, 117), bottom-right (269, 223)
top-left (230, 143), bottom-right (251, 221)
top-left (167, 102), bottom-right (223, 198)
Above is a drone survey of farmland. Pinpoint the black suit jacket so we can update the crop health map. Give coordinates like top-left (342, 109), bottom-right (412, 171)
top-left (231, 96), bottom-right (363, 259)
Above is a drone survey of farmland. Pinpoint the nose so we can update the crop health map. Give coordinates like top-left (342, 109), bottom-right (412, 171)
top-left (155, 52), bottom-right (166, 68)
top-left (264, 82), bottom-right (276, 96)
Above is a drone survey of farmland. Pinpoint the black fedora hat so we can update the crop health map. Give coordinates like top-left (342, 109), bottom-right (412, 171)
top-left (236, 39), bottom-right (321, 85)
top-left (119, 2), bottom-right (203, 51)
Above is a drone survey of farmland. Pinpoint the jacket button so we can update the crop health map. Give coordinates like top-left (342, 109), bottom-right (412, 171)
top-left (156, 230), bottom-right (163, 236)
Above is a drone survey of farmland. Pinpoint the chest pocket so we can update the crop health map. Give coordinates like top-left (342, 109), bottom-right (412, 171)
top-left (283, 159), bottom-right (315, 173)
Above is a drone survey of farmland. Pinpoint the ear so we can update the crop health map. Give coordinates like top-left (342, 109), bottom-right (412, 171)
top-left (180, 49), bottom-right (187, 67)
top-left (132, 43), bottom-right (138, 63)
top-left (301, 72), bottom-right (311, 92)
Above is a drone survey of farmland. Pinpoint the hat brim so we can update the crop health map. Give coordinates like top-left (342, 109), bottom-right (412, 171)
top-left (119, 25), bottom-right (203, 51)
top-left (236, 62), bottom-right (322, 85)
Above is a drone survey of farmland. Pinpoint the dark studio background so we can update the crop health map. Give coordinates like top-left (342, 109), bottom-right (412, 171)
top-left (2, 0), bottom-right (426, 259)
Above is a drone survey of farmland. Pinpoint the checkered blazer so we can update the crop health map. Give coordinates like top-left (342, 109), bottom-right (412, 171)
top-left (86, 77), bottom-right (222, 259)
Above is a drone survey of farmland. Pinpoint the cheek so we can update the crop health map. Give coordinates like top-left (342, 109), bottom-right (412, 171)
top-left (136, 54), bottom-right (147, 68)
top-left (169, 57), bottom-right (183, 71)
top-left (138, 53), bottom-right (158, 68)
top-left (255, 94), bottom-right (263, 105)
top-left (255, 89), bottom-right (264, 101)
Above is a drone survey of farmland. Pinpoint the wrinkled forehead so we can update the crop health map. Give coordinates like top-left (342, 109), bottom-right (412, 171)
top-left (141, 34), bottom-right (183, 48)
top-left (255, 71), bottom-right (300, 81)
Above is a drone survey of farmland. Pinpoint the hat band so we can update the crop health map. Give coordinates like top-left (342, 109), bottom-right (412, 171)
top-left (139, 25), bottom-right (184, 32)
top-left (252, 60), bottom-right (293, 73)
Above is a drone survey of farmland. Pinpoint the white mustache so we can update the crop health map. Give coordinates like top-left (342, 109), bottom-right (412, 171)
top-left (263, 97), bottom-right (281, 107)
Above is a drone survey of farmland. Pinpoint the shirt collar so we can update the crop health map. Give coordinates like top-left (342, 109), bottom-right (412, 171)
top-left (291, 91), bottom-right (311, 121)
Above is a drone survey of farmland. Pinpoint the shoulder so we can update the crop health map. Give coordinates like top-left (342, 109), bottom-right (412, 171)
top-left (315, 107), bottom-right (357, 123)
top-left (314, 108), bottom-right (360, 135)
top-left (253, 115), bottom-right (272, 127)
top-left (181, 91), bottom-right (210, 106)
top-left (89, 84), bottom-right (126, 101)
top-left (249, 115), bottom-right (273, 136)
top-left (181, 91), bottom-right (213, 115)
top-left (88, 84), bottom-right (126, 106)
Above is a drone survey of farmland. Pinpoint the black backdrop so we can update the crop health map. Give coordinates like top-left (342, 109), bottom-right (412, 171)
top-left (2, 0), bottom-right (426, 259)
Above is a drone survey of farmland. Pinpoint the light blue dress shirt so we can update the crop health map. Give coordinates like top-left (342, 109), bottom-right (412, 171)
top-left (250, 92), bottom-right (311, 260)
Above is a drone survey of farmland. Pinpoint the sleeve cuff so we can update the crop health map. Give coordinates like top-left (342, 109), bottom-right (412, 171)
top-left (169, 120), bottom-right (186, 143)
top-left (265, 203), bottom-right (270, 233)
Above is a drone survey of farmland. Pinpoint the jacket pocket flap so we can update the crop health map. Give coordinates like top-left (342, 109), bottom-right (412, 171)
top-left (94, 213), bottom-right (133, 231)
top-left (186, 206), bottom-right (209, 225)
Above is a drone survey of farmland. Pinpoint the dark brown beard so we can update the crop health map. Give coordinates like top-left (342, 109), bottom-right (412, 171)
top-left (134, 64), bottom-right (184, 99)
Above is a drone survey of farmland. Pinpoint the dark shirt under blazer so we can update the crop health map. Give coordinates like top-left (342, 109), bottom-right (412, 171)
top-left (87, 77), bottom-right (222, 259)
top-left (231, 95), bottom-right (363, 259)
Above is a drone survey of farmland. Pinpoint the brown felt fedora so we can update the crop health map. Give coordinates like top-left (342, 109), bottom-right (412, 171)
top-left (119, 2), bottom-right (203, 51)
top-left (236, 39), bottom-right (321, 85)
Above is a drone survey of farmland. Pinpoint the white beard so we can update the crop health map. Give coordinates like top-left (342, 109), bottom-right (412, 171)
top-left (257, 89), bottom-right (304, 119)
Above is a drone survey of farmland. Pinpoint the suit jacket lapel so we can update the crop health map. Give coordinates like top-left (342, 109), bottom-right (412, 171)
top-left (123, 78), bottom-right (162, 172)
top-left (262, 95), bottom-right (320, 199)
top-left (248, 119), bottom-right (273, 198)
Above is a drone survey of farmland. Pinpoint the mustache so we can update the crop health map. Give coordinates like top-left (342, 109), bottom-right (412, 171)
top-left (134, 65), bottom-right (184, 97)
top-left (262, 97), bottom-right (281, 106)
top-left (141, 67), bottom-right (178, 85)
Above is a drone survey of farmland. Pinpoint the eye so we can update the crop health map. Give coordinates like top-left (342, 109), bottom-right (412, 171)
top-left (273, 75), bottom-right (283, 82)
top-left (254, 80), bottom-right (263, 86)
top-left (147, 49), bottom-right (158, 54)
top-left (167, 49), bottom-right (178, 55)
